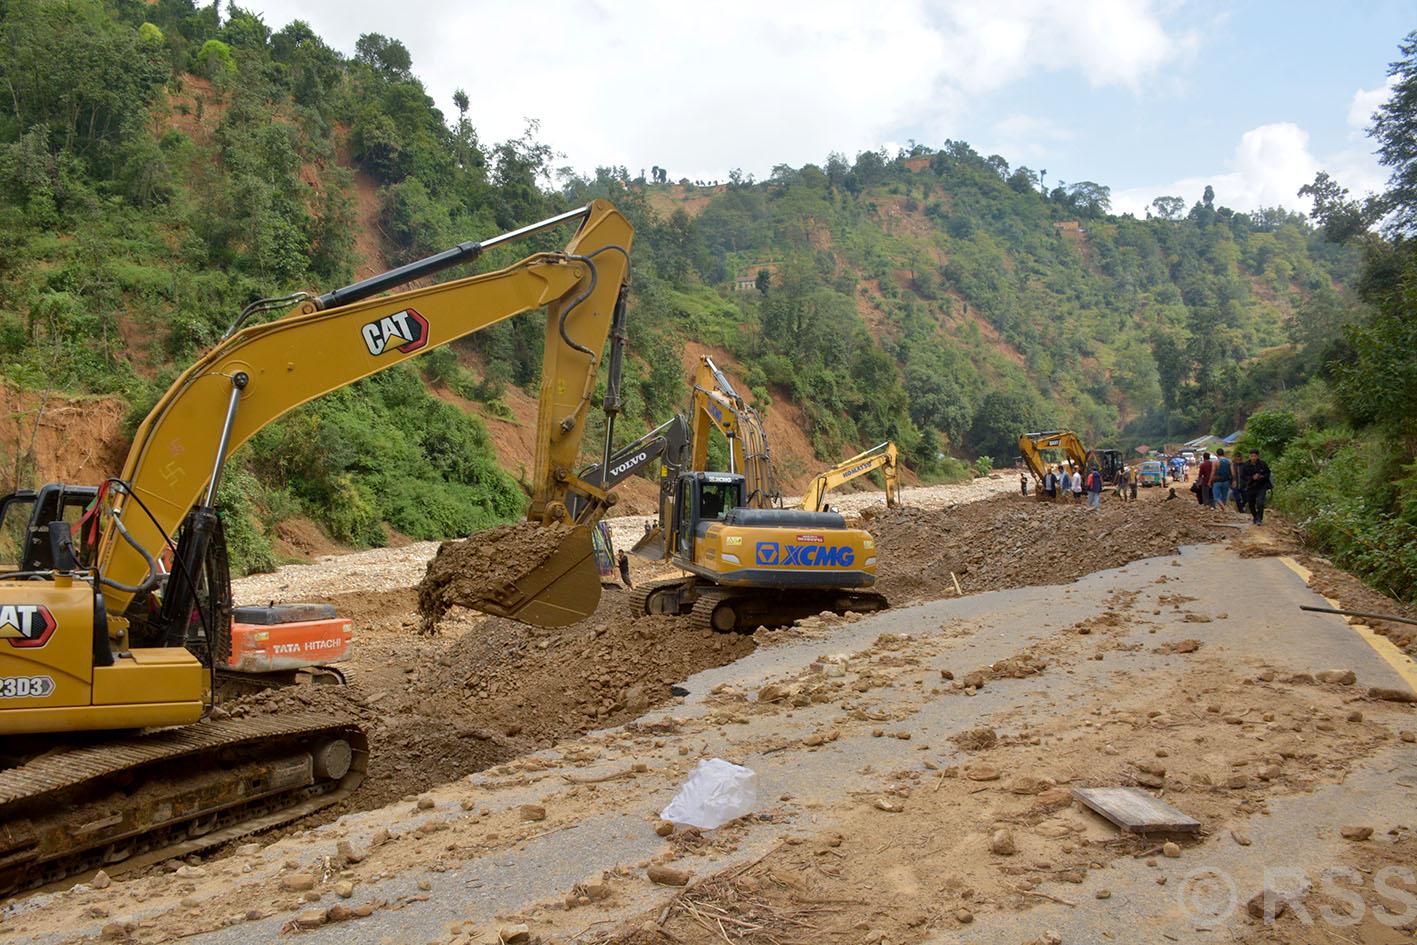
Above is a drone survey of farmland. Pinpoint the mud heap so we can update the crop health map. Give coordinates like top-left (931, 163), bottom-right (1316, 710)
top-left (416, 521), bottom-right (575, 626)
top-left (867, 492), bottom-right (1220, 603)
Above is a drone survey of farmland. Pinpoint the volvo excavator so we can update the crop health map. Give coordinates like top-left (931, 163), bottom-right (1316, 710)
top-left (799, 441), bottom-right (900, 513)
top-left (0, 200), bottom-right (633, 895)
top-left (629, 357), bottom-right (887, 632)
top-left (1018, 430), bottom-right (1122, 494)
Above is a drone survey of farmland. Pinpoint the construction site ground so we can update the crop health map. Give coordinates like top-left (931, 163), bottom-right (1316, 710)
top-left (6, 477), bottom-right (1417, 945)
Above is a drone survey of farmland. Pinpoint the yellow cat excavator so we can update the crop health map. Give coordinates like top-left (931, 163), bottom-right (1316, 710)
top-left (1017, 430), bottom-right (1122, 493)
top-left (0, 200), bottom-right (632, 894)
top-left (799, 441), bottom-right (900, 512)
top-left (630, 357), bottom-right (887, 631)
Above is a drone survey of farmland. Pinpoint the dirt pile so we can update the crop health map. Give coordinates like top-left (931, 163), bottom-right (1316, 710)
top-left (407, 597), bottom-right (757, 746)
top-left (869, 493), bottom-right (1220, 604)
top-left (417, 522), bottom-right (575, 625)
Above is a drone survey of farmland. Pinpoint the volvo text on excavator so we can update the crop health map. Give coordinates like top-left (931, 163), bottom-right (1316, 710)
top-left (629, 357), bottom-right (888, 631)
top-left (0, 200), bottom-right (634, 895)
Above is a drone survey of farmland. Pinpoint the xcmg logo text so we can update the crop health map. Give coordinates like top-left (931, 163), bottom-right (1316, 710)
top-left (755, 543), bottom-right (855, 567)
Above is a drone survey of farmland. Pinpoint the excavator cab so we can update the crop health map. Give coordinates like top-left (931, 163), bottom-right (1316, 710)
top-left (672, 472), bottom-right (746, 559)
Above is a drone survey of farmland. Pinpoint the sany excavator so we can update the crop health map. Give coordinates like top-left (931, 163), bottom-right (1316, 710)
top-left (0, 201), bottom-right (633, 894)
top-left (799, 441), bottom-right (900, 513)
top-left (1017, 430), bottom-right (1122, 494)
top-left (629, 357), bottom-right (887, 632)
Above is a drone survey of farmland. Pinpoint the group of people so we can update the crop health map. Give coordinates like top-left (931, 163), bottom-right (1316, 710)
top-left (1033, 464), bottom-right (1108, 510)
top-left (1189, 447), bottom-right (1273, 524)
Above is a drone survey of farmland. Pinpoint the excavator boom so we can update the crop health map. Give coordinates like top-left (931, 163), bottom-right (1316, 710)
top-left (799, 441), bottom-right (899, 512)
top-left (99, 201), bottom-right (632, 625)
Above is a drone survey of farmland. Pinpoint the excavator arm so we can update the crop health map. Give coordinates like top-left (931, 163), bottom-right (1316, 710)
top-left (97, 200), bottom-right (632, 624)
top-left (1018, 430), bottom-right (1089, 486)
top-left (569, 415), bottom-right (690, 521)
top-left (688, 356), bottom-right (776, 508)
top-left (799, 441), bottom-right (899, 512)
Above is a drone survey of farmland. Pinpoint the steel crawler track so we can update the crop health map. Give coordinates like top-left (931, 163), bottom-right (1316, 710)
top-left (0, 712), bottom-right (367, 897)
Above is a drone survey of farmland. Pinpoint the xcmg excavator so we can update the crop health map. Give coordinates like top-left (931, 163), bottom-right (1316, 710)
top-left (799, 441), bottom-right (900, 513)
top-left (629, 357), bottom-right (888, 632)
top-left (0, 200), bottom-right (633, 894)
top-left (1017, 430), bottom-right (1122, 493)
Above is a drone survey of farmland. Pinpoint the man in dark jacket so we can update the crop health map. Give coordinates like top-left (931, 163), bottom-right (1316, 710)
top-left (1244, 449), bottom-right (1272, 525)
top-left (1232, 455), bottom-right (1249, 513)
top-left (617, 550), bottom-right (633, 588)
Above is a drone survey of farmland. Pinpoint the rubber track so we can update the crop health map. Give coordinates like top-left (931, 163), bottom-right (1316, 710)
top-left (0, 712), bottom-right (352, 808)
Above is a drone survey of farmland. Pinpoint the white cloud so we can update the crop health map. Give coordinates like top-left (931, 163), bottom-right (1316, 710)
top-left (247, 0), bottom-right (1190, 180)
top-left (1348, 75), bottom-right (1397, 131)
top-left (980, 113), bottom-right (1074, 162)
top-left (1111, 121), bottom-right (1387, 217)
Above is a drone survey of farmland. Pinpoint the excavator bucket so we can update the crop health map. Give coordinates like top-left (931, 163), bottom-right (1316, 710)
top-left (467, 523), bottom-right (604, 627)
top-left (631, 525), bottom-right (666, 561)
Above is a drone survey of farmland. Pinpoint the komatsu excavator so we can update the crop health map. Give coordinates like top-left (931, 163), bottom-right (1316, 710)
top-left (1018, 430), bottom-right (1122, 493)
top-left (799, 441), bottom-right (900, 513)
top-left (629, 357), bottom-right (887, 632)
top-left (0, 200), bottom-right (633, 895)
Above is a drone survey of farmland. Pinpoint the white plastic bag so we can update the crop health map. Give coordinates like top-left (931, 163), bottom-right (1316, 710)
top-left (659, 758), bottom-right (758, 829)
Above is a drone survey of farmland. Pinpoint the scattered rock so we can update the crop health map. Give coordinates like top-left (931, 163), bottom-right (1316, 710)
top-left (1371, 687), bottom-right (1417, 703)
top-left (955, 908), bottom-right (974, 924)
top-left (1162, 842), bottom-right (1181, 858)
top-left (334, 881), bottom-right (354, 899)
top-left (91, 869), bottom-right (111, 890)
top-left (1247, 890), bottom-right (1288, 920)
top-left (647, 865), bottom-right (690, 886)
top-left (281, 874), bottom-right (317, 893)
top-left (655, 821), bottom-right (674, 837)
top-left (519, 804), bottom-right (547, 822)
top-left (1402, 731), bottom-right (1416, 743)
top-left (964, 763), bottom-right (1001, 782)
top-left (1231, 829), bottom-right (1253, 846)
top-left (415, 796), bottom-right (435, 810)
top-left (875, 797), bottom-right (905, 813)
top-left (336, 840), bottom-right (364, 864)
top-left (1316, 669), bottom-right (1356, 686)
top-left (989, 829), bottom-right (1016, 856)
top-left (951, 726), bottom-right (998, 751)
top-left (1340, 825), bottom-right (1373, 841)
top-left (175, 865), bottom-right (206, 879)
top-left (498, 923), bottom-right (531, 944)
top-left (295, 909), bottom-right (327, 930)
top-left (1009, 776), bottom-right (1050, 795)
top-left (1095, 888), bottom-right (1111, 900)
top-left (325, 905), bottom-right (355, 924)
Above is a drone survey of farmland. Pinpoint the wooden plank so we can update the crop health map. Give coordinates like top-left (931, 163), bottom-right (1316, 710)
top-left (1071, 787), bottom-right (1201, 834)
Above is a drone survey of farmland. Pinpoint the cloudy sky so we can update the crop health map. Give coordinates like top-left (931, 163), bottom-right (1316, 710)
top-left (248, 0), bottom-right (1413, 216)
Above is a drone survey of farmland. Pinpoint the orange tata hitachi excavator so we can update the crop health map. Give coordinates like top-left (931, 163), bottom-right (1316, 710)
top-left (0, 200), bottom-right (633, 894)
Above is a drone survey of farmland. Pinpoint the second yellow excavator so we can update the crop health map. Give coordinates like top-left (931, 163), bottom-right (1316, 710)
top-left (799, 441), bottom-right (900, 512)
top-left (1018, 430), bottom-right (1122, 493)
top-left (630, 357), bottom-right (888, 632)
top-left (0, 200), bottom-right (633, 894)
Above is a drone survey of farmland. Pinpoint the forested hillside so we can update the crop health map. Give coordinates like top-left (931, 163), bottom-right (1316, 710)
top-left (0, 0), bottom-right (1369, 574)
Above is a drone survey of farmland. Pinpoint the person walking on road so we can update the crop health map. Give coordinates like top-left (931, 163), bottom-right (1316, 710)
top-left (1244, 449), bottom-right (1272, 525)
top-left (1086, 467), bottom-right (1103, 511)
top-left (1114, 465), bottom-right (1129, 500)
top-left (617, 549), bottom-right (633, 588)
top-left (1233, 454), bottom-right (1250, 514)
top-left (1196, 451), bottom-right (1214, 507)
top-left (1211, 448), bottom-right (1233, 509)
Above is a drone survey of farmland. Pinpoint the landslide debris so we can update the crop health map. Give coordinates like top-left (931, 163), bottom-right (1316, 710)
top-left (417, 522), bottom-right (574, 626)
top-left (867, 493), bottom-right (1220, 604)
